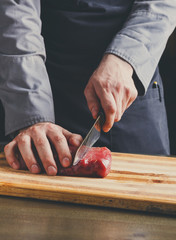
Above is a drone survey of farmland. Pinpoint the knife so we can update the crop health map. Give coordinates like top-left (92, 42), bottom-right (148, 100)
top-left (72, 111), bottom-right (105, 166)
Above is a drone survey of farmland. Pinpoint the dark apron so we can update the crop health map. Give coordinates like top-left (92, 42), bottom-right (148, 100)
top-left (43, 1), bottom-right (170, 155)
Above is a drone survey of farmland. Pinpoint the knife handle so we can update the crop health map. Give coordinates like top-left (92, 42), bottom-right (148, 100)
top-left (98, 108), bottom-right (105, 129)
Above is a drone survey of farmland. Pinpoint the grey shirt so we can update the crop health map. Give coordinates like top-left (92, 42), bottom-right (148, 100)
top-left (0, 0), bottom-right (176, 136)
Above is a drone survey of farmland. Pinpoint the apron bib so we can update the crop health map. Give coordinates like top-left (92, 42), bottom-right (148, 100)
top-left (41, 0), bottom-right (170, 155)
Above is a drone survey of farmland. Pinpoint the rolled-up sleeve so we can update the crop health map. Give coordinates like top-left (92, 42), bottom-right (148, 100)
top-left (105, 0), bottom-right (176, 93)
top-left (0, 0), bottom-right (55, 135)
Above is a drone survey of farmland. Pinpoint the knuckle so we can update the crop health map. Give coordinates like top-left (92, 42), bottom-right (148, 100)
top-left (18, 136), bottom-right (28, 145)
top-left (4, 143), bottom-right (10, 150)
top-left (116, 81), bottom-right (123, 92)
top-left (30, 126), bottom-right (39, 135)
top-left (130, 89), bottom-right (138, 102)
top-left (47, 122), bottom-right (55, 130)
top-left (70, 134), bottom-right (83, 144)
top-left (103, 80), bottom-right (112, 92)
top-left (115, 115), bottom-right (121, 122)
top-left (4, 144), bottom-right (10, 153)
top-left (105, 104), bottom-right (116, 115)
top-left (36, 137), bottom-right (45, 146)
top-left (17, 132), bottom-right (24, 138)
top-left (84, 85), bottom-right (92, 97)
top-left (125, 87), bottom-right (130, 96)
top-left (53, 134), bottom-right (65, 144)
top-left (74, 134), bottom-right (83, 140)
top-left (133, 89), bottom-right (138, 99)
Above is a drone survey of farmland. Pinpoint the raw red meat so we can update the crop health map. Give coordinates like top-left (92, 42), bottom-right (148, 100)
top-left (58, 147), bottom-right (112, 178)
top-left (16, 145), bottom-right (112, 178)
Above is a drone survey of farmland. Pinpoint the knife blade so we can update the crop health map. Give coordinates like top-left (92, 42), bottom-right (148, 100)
top-left (72, 111), bottom-right (105, 166)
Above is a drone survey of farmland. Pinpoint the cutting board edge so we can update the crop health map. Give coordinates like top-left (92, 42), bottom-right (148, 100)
top-left (0, 182), bottom-right (176, 206)
top-left (0, 186), bottom-right (176, 216)
top-left (0, 179), bottom-right (176, 203)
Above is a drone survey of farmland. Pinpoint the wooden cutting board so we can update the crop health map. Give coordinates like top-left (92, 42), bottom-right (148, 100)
top-left (0, 151), bottom-right (176, 215)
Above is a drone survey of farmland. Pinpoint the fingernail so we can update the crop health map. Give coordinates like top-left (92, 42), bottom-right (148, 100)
top-left (47, 166), bottom-right (57, 176)
top-left (12, 162), bottom-right (19, 170)
top-left (31, 164), bottom-right (40, 174)
top-left (62, 157), bottom-right (71, 168)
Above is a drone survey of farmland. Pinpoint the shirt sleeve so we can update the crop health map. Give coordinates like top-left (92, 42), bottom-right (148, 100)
top-left (0, 0), bottom-right (55, 136)
top-left (105, 0), bottom-right (176, 94)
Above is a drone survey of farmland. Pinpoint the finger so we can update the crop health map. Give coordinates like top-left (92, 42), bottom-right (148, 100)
top-left (17, 134), bottom-right (41, 174)
top-left (67, 134), bottom-right (83, 157)
top-left (102, 94), bottom-right (116, 132)
top-left (126, 90), bottom-right (137, 110)
top-left (4, 140), bottom-right (20, 170)
top-left (112, 91), bottom-right (123, 122)
top-left (116, 87), bottom-right (137, 119)
top-left (47, 129), bottom-right (72, 168)
top-left (32, 132), bottom-right (57, 176)
top-left (67, 133), bottom-right (83, 147)
top-left (96, 90), bottom-right (116, 132)
top-left (120, 96), bottom-right (130, 118)
top-left (114, 103), bottom-right (122, 122)
top-left (62, 129), bottom-right (83, 146)
top-left (61, 130), bottom-right (83, 157)
top-left (84, 84), bottom-right (100, 119)
top-left (16, 150), bottom-right (27, 170)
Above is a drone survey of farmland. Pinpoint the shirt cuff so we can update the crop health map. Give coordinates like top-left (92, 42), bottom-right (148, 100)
top-left (105, 34), bottom-right (154, 94)
top-left (0, 54), bottom-right (55, 135)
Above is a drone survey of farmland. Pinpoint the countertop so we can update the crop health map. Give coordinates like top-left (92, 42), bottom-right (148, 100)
top-left (0, 195), bottom-right (176, 240)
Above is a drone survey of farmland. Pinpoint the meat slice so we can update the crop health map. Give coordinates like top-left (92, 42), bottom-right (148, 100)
top-left (58, 147), bottom-right (112, 178)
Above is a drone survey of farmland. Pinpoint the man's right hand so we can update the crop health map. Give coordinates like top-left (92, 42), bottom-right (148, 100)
top-left (4, 122), bottom-right (83, 176)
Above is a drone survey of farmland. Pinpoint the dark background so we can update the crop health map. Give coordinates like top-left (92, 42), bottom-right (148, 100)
top-left (0, 29), bottom-right (176, 154)
top-left (0, 102), bottom-right (9, 143)
top-left (160, 28), bottom-right (176, 155)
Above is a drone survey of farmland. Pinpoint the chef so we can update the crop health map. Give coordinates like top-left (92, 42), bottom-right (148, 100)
top-left (0, 0), bottom-right (176, 175)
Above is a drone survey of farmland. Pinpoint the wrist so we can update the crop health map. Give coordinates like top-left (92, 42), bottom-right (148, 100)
top-left (103, 53), bottom-right (133, 76)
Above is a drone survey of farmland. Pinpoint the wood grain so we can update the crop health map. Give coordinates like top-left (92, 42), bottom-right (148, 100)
top-left (1, 196), bottom-right (176, 240)
top-left (0, 152), bottom-right (176, 215)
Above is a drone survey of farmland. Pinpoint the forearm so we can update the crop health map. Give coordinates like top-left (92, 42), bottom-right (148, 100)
top-left (0, 55), bottom-right (55, 135)
top-left (0, 0), bottom-right (55, 135)
top-left (105, 0), bottom-right (176, 94)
